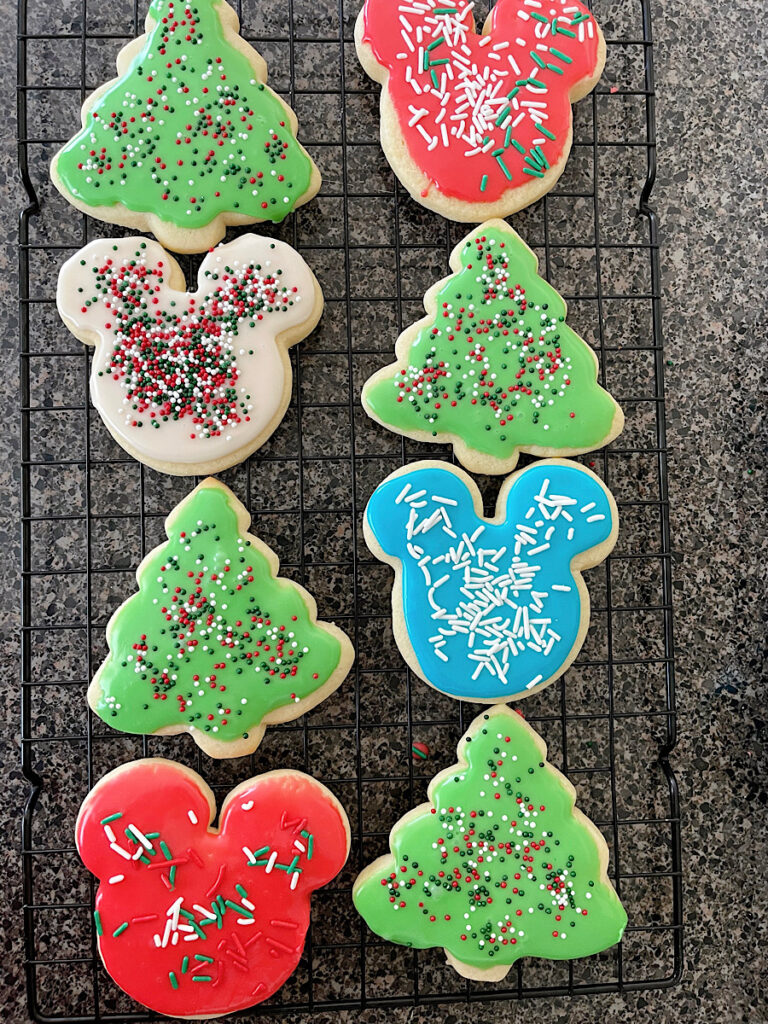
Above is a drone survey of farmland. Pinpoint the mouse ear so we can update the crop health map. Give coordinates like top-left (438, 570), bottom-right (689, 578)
top-left (57, 236), bottom-right (174, 331)
top-left (365, 465), bottom-right (477, 559)
top-left (489, 0), bottom-right (603, 88)
top-left (360, 0), bottom-right (476, 69)
top-left (75, 760), bottom-right (213, 881)
top-left (219, 771), bottom-right (349, 892)
top-left (499, 462), bottom-right (616, 556)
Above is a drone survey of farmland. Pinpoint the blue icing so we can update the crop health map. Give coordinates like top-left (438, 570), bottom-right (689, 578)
top-left (366, 461), bottom-right (615, 701)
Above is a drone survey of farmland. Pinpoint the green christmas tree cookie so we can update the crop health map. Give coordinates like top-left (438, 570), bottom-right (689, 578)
top-left (89, 478), bottom-right (354, 758)
top-left (362, 219), bottom-right (624, 474)
top-left (354, 705), bottom-right (626, 980)
top-left (51, 0), bottom-right (320, 253)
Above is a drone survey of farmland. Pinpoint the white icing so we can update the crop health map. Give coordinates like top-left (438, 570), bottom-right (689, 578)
top-left (57, 234), bottom-right (318, 465)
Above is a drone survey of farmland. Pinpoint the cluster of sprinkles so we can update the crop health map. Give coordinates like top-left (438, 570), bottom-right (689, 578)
top-left (78, 241), bottom-right (297, 440)
top-left (392, 473), bottom-right (607, 689)
top-left (385, 232), bottom-right (581, 441)
top-left (367, 0), bottom-right (598, 196)
top-left (367, 714), bottom-right (613, 961)
top-left (55, 0), bottom-right (313, 225)
top-left (93, 800), bottom-right (317, 992)
top-left (96, 485), bottom-right (339, 744)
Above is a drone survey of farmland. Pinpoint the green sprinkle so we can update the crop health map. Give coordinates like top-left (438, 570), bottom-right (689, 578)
top-left (557, 25), bottom-right (577, 37)
top-left (530, 51), bottom-right (545, 69)
top-left (570, 11), bottom-right (589, 23)
top-left (480, 174), bottom-right (489, 192)
top-left (531, 11), bottom-right (549, 22)
top-left (194, 954), bottom-right (214, 964)
top-left (307, 835), bottom-right (314, 860)
top-left (224, 899), bottom-right (253, 917)
top-left (510, 138), bottom-right (526, 154)
top-left (523, 167), bottom-right (545, 178)
top-left (169, 971), bottom-right (179, 990)
top-left (300, 830), bottom-right (311, 839)
top-left (235, 884), bottom-right (249, 899)
top-left (431, 69), bottom-right (440, 88)
top-left (181, 956), bottom-right (189, 974)
top-left (160, 840), bottom-right (173, 860)
top-left (524, 156), bottom-right (541, 171)
top-left (495, 106), bottom-right (511, 127)
top-left (528, 78), bottom-right (547, 89)
top-left (100, 813), bottom-right (122, 824)
top-left (507, 87), bottom-right (520, 100)
top-left (491, 147), bottom-right (505, 157)
top-left (192, 976), bottom-right (212, 983)
top-left (550, 47), bottom-right (573, 63)
top-left (534, 145), bottom-right (550, 169)
top-left (538, 125), bottom-right (557, 141)
top-left (94, 910), bottom-right (103, 936)
top-left (495, 155), bottom-right (512, 181)
top-left (251, 845), bottom-right (269, 858)
top-left (504, 126), bottom-right (512, 147)
top-left (169, 865), bottom-right (177, 888)
top-left (432, 6), bottom-right (458, 12)
top-left (180, 909), bottom-right (206, 938)
top-left (427, 37), bottom-right (445, 50)
top-left (113, 922), bottom-right (129, 937)
top-left (546, 63), bottom-right (564, 74)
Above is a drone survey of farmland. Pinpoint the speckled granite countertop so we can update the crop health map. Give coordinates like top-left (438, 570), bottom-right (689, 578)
top-left (1, 0), bottom-right (765, 1021)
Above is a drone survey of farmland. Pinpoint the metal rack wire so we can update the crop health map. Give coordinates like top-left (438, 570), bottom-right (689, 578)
top-left (19, 0), bottom-right (682, 1018)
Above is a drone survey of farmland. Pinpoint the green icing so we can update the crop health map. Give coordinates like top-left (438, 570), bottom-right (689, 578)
top-left (92, 483), bottom-right (343, 745)
top-left (353, 707), bottom-right (627, 971)
top-left (363, 225), bottom-right (621, 462)
top-left (55, 0), bottom-right (314, 227)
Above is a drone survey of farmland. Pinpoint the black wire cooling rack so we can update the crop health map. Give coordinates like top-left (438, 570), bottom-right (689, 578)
top-left (19, 0), bottom-right (682, 1019)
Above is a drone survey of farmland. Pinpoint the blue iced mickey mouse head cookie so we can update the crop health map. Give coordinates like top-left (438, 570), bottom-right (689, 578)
top-left (364, 459), bottom-right (618, 703)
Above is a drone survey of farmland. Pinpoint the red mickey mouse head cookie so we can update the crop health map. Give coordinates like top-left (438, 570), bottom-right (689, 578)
top-left (76, 759), bottom-right (350, 1018)
top-left (355, 0), bottom-right (606, 220)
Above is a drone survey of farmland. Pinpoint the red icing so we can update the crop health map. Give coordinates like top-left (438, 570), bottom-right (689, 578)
top-left (76, 760), bottom-right (349, 1018)
top-left (361, 0), bottom-right (602, 203)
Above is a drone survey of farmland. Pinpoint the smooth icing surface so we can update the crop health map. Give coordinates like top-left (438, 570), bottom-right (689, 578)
top-left (363, 223), bottom-right (621, 466)
top-left (365, 460), bottom-right (616, 701)
top-left (353, 706), bottom-right (626, 975)
top-left (57, 236), bottom-right (318, 467)
top-left (360, 0), bottom-right (602, 205)
top-left (91, 479), bottom-right (350, 750)
top-left (76, 759), bottom-right (349, 1017)
top-left (54, 0), bottom-right (314, 226)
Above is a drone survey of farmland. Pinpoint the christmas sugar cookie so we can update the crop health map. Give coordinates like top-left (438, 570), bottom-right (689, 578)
top-left (362, 220), bottom-right (623, 475)
top-left (50, 0), bottom-right (320, 253)
top-left (354, 705), bottom-right (626, 979)
top-left (364, 458), bottom-right (617, 703)
top-left (89, 478), bottom-right (354, 758)
top-left (57, 235), bottom-right (322, 476)
top-left (355, 0), bottom-right (605, 221)
top-left (77, 758), bottom-right (349, 1018)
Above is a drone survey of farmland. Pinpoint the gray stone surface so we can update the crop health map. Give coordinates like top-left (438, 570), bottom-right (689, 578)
top-left (1, 0), bottom-right (765, 1021)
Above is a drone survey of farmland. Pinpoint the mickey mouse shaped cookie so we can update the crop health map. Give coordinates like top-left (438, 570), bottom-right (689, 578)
top-left (364, 458), bottom-right (617, 702)
top-left (356, 0), bottom-right (606, 220)
top-left (76, 759), bottom-right (350, 1018)
top-left (57, 235), bottom-right (322, 476)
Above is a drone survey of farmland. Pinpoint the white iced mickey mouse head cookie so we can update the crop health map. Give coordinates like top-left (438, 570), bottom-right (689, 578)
top-left (57, 234), bottom-right (323, 476)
